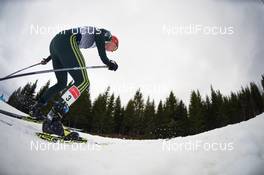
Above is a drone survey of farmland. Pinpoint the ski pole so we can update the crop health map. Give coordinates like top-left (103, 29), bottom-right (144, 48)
top-left (0, 65), bottom-right (108, 81)
top-left (4, 62), bottom-right (42, 78)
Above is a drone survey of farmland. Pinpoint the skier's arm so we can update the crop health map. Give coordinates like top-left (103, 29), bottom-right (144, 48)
top-left (95, 29), bottom-right (118, 71)
top-left (95, 30), bottom-right (111, 65)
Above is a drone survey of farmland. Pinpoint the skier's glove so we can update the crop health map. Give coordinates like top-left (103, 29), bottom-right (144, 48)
top-left (41, 56), bottom-right (51, 65)
top-left (108, 60), bottom-right (118, 71)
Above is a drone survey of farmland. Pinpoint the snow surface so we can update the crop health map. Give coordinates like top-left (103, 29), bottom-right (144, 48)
top-left (0, 101), bottom-right (263, 175)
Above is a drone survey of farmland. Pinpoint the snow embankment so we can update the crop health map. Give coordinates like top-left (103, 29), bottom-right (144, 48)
top-left (0, 101), bottom-right (263, 175)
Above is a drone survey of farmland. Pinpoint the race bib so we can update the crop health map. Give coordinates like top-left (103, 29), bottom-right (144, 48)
top-left (61, 85), bottom-right (80, 106)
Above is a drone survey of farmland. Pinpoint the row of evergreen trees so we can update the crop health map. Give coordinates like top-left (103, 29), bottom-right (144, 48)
top-left (7, 75), bottom-right (264, 139)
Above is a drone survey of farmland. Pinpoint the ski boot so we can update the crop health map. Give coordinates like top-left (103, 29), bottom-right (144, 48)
top-left (29, 102), bottom-right (46, 120)
top-left (42, 99), bottom-right (69, 136)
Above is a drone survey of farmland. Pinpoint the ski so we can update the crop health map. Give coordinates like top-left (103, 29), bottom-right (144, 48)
top-left (0, 109), bottom-right (109, 145)
top-left (36, 132), bottom-right (87, 143)
top-left (0, 109), bottom-right (75, 134)
top-left (0, 109), bottom-right (42, 123)
top-left (35, 132), bottom-right (110, 145)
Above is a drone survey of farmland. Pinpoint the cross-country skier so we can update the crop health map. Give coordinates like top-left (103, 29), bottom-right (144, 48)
top-left (30, 26), bottom-right (119, 136)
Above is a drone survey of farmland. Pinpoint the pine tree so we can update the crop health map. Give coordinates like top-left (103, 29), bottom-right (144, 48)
top-left (103, 93), bottom-right (115, 134)
top-left (174, 100), bottom-right (188, 136)
top-left (143, 97), bottom-right (156, 138)
top-left (132, 89), bottom-right (144, 135)
top-left (10, 81), bottom-right (38, 113)
top-left (249, 82), bottom-right (263, 115)
top-left (204, 95), bottom-right (213, 131)
top-left (91, 95), bottom-right (105, 133)
top-left (113, 96), bottom-right (123, 134)
top-left (8, 87), bottom-right (22, 108)
top-left (91, 88), bottom-right (109, 134)
top-left (189, 90), bottom-right (206, 134)
top-left (239, 87), bottom-right (254, 120)
top-left (122, 100), bottom-right (135, 136)
top-left (35, 80), bottom-right (50, 101)
top-left (164, 91), bottom-right (178, 120)
top-left (163, 91), bottom-right (178, 137)
top-left (154, 100), bottom-right (164, 138)
top-left (227, 92), bottom-right (242, 124)
top-left (210, 87), bottom-right (227, 128)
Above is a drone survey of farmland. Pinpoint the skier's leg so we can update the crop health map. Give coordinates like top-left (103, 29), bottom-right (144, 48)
top-left (43, 34), bottom-right (89, 136)
top-left (41, 62), bottom-right (68, 136)
top-left (39, 58), bottom-right (68, 103)
top-left (30, 59), bottom-right (67, 119)
top-left (60, 34), bottom-right (90, 107)
top-left (51, 34), bottom-right (89, 110)
top-left (30, 56), bottom-right (67, 119)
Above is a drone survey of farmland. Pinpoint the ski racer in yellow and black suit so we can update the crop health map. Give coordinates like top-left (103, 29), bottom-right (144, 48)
top-left (30, 26), bottom-right (119, 136)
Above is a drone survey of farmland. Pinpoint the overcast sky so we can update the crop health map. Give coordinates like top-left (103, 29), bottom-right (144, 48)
top-left (0, 0), bottom-right (264, 105)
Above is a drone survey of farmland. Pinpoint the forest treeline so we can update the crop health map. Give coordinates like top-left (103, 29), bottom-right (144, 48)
top-left (7, 75), bottom-right (264, 139)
